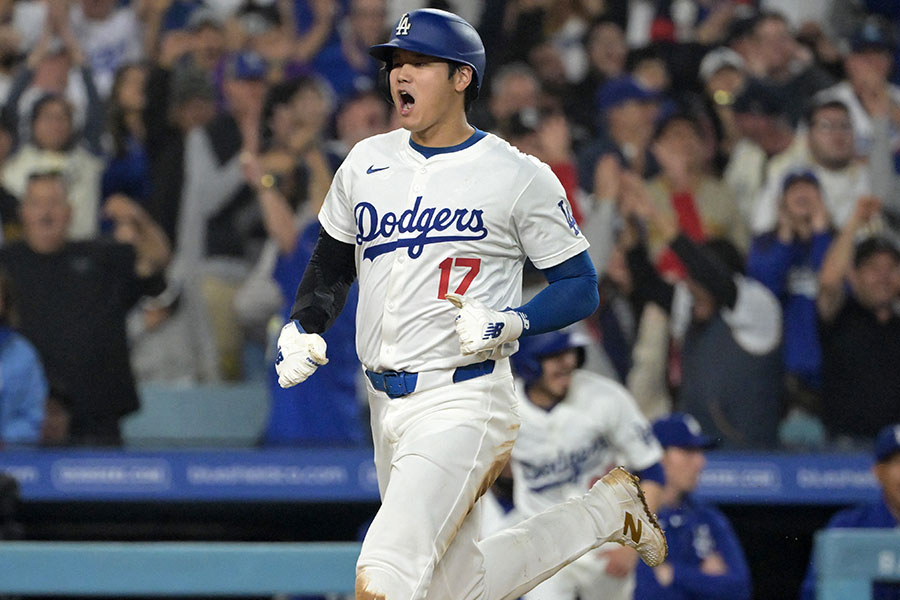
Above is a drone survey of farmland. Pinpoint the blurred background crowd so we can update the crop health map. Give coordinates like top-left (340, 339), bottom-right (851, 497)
top-left (0, 0), bottom-right (898, 454)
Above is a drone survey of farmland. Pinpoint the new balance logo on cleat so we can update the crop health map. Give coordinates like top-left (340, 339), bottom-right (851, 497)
top-left (483, 322), bottom-right (505, 339)
top-left (623, 511), bottom-right (642, 544)
top-left (275, 350), bottom-right (284, 365)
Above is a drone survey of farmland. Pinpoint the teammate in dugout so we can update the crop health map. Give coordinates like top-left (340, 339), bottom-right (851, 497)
top-left (273, 9), bottom-right (667, 600)
top-left (509, 330), bottom-right (665, 600)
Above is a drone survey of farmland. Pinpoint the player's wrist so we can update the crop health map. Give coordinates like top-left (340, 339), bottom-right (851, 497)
top-left (502, 309), bottom-right (528, 340)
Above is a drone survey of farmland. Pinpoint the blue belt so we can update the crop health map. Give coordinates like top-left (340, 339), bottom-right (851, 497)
top-left (365, 360), bottom-right (495, 399)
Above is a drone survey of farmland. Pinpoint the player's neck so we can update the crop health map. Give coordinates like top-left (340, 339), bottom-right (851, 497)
top-left (409, 115), bottom-right (474, 148)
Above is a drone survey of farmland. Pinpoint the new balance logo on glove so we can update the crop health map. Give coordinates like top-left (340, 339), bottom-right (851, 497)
top-left (483, 322), bottom-right (505, 339)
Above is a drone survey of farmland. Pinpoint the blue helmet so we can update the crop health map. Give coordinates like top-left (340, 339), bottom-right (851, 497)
top-left (369, 9), bottom-right (486, 96)
top-left (512, 330), bottom-right (588, 386)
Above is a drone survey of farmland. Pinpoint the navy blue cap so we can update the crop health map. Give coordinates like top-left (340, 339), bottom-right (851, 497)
top-left (225, 51), bottom-right (268, 81)
top-left (874, 424), bottom-right (900, 462)
top-left (596, 77), bottom-right (657, 112)
top-left (782, 168), bottom-right (820, 194)
top-left (851, 17), bottom-right (896, 53)
top-left (652, 413), bottom-right (718, 449)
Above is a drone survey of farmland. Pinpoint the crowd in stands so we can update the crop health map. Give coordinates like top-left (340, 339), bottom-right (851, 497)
top-left (0, 0), bottom-right (898, 452)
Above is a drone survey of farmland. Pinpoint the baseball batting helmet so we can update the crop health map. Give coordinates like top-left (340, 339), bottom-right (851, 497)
top-left (512, 330), bottom-right (589, 387)
top-left (369, 9), bottom-right (486, 96)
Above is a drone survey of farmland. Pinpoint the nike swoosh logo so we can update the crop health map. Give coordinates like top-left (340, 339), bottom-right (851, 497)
top-left (367, 165), bottom-right (390, 174)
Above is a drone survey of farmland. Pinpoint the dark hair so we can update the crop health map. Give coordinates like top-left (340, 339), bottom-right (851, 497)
top-left (29, 94), bottom-right (73, 150)
top-left (653, 111), bottom-right (703, 141)
top-left (106, 63), bottom-right (146, 158)
top-left (448, 62), bottom-right (479, 112)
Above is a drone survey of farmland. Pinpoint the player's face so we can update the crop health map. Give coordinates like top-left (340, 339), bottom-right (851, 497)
top-left (536, 349), bottom-right (579, 401)
top-left (874, 454), bottom-right (900, 515)
top-left (389, 49), bottom-right (471, 141)
top-left (662, 446), bottom-right (706, 496)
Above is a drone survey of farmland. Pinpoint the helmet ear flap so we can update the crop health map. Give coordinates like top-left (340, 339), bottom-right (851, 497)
top-left (377, 64), bottom-right (393, 105)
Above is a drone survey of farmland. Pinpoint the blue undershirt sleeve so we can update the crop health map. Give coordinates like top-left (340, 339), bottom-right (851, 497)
top-left (511, 250), bottom-right (599, 336)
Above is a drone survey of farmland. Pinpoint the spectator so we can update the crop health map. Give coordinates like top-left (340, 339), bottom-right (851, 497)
top-left (0, 171), bottom-right (169, 445)
top-left (311, 0), bottom-right (383, 102)
top-left (325, 89), bottom-right (391, 165)
top-left (697, 46), bottom-right (747, 161)
top-left (69, 0), bottom-right (144, 98)
top-left (2, 93), bottom-right (104, 239)
top-left (477, 62), bottom-right (542, 135)
top-left (143, 35), bottom-right (218, 247)
top-left (577, 76), bottom-right (661, 188)
top-left (724, 79), bottom-right (806, 226)
top-left (508, 329), bottom-right (664, 600)
top-left (566, 17), bottom-right (627, 137)
top-left (102, 63), bottom-right (150, 205)
top-left (820, 16), bottom-right (900, 162)
top-left (750, 11), bottom-right (835, 123)
top-left (800, 422), bottom-right (900, 600)
top-left (171, 49), bottom-right (270, 379)
top-left (751, 98), bottom-right (876, 233)
top-left (0, 268), bottom-right (46, 446)
top-left (645, 111), bottom-right (748, 269)
top-left (817, 197), bottom-right (900, 444)
top-left (747, 171), bottom-right (833, 436)
top-left (621, 173), bottom-right (783, 448)
top-left (3, 3), bottom-right (103, 152)
top-left (635, 412), bottom-right (752, 600)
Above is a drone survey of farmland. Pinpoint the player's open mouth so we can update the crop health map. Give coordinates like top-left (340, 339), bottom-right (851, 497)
top-left (398, 91), bottom-right (415, 115)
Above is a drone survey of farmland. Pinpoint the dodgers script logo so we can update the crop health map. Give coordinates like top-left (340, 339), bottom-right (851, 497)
top-left (355, 196), bottom-right (488, 260)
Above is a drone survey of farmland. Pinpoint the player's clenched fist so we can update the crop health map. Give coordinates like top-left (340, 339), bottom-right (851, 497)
top-left (275, 321), bottom-right (329, 388)
top-left (446, 293), bottom-right (529, 356)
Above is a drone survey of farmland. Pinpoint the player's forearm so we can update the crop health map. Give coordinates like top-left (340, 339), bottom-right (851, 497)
top-left (289, 229), bottom-right (356, 333)
top-left (514, 251), bottom-right (599, 335)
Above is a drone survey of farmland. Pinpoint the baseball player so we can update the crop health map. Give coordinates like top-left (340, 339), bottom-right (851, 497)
top-left (274, 9), bottom-right (667, 600)
top-left (510, 329), bottom-right (665, 600)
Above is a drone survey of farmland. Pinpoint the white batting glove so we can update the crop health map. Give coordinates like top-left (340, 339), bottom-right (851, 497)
top-left (275, 321), bottom-right (329, 388)
top-left (446, 293), bottom-right (529, 356)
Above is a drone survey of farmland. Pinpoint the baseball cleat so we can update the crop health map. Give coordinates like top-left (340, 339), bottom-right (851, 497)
top-left (586, 466), bottom-right (668, 567)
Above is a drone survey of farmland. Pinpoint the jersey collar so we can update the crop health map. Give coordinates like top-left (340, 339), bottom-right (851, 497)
top-left (408, 128), bottom-right (487, 159)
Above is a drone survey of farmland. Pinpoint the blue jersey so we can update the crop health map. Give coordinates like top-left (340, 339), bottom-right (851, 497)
top-left (800, 498), bottom-right (900, 600)
top-left (635, 495), bottom-right (751, 600)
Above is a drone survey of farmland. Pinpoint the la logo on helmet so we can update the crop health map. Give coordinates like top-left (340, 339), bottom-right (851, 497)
top-left (396, 14), bottom-right (411, 36)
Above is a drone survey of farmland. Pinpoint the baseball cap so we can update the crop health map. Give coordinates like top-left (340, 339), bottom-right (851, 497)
top-left (596, 77), bottom-right (657, 113)
top-left (781, 168), bottom-right (820, 194)
top-left (699, 47), bottom-right (745, 82)
top-left (874, 424), bottom-right (900, 462)
top-left (851, 16), bottom-right (897, 54)
top-left (854, 235), bottom-right (900, 268)
top-left (224, 51), bottom-right (268, 81)
top-left (652, 413), bottom-right (718, 449)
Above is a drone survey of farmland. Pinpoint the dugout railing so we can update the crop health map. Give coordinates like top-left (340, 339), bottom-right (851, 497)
top-left (815, 529), bottom-right (900, 599)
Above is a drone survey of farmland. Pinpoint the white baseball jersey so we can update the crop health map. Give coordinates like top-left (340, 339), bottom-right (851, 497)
top-left (511, 370), bottom-right (663, 518)
top-left (318, 128), bottom-right (589, 372)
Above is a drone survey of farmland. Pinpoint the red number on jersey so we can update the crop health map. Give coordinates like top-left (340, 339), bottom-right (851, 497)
top-left (437, 257), bottom-right (482, 299)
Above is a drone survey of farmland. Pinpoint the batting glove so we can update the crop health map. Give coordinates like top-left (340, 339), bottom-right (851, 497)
top-left (275, 321), bottom-right (329, 388)
top-left (446, 293), bottom-right (529, 356)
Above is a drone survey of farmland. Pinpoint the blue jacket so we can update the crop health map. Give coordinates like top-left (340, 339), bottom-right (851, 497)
top-left (0, 327), bottom-right (46, 444)
top-left (800, 498), bottom-right (900, 600)
top-left (635, 495), bottom-right (752, 600)
top-left (746, 231), bottom-right (832, 389)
